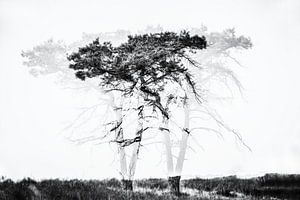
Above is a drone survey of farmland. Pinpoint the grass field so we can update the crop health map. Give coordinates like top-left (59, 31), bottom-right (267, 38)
top-left (0, 174), bottom-right (299, 200)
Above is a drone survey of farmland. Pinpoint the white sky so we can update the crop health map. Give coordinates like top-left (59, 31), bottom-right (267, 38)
top-left (0, 0), bottom-right (300, 180)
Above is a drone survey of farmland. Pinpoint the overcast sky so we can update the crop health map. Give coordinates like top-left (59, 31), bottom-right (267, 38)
top-left (0, 0), bottom-right (300, 180)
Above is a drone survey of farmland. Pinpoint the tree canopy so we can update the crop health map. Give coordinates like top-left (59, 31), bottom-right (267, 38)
top-left (68, 31), bottom-right (207, 119)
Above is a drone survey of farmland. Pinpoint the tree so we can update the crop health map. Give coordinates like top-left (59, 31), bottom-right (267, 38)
top-left (155, 28), bottom-right (252, 196)
top-left (22, 27), bottom-right (252, 196)
top-left (21, 32), bottom-right (140, 190)
top-left (67, 31), bottom-right (207, 194)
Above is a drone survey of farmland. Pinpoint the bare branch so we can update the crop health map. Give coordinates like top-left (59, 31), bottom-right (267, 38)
top-left (190, 127), bottom-right (224, 140)
top-left (203, 106), bottom-right (252, 152)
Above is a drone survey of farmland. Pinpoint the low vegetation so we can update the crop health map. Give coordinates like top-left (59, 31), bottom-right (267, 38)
top-left (0, 174), bottom-right (299, 200)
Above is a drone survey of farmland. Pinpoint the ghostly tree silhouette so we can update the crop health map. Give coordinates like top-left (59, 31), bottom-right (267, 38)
top-left (157, 28), bottom-right (252, 196)
top-left (21, 32), bottom-right (140, 189)
top-left (22, 27), bottom-right (252, 195)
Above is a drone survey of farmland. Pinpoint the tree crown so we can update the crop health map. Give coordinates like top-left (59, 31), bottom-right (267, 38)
top-left (68, 31), bottom-right (207, 118)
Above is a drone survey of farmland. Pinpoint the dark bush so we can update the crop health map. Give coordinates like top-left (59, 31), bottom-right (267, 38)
top-left (183, 174), bottom-right (300, 199)
top-left (135, 178), bottom-right (168, 190)
top-left (102, 178), bottom-right (122, 188)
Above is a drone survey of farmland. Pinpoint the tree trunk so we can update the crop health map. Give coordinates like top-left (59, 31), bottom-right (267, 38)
top-left (168, 176), bottom-right (181, 196)
top-left (109, 93), bottom-right (128, 179)
top-left (128, 101), bottom-right (143, 180)
top-left (128, 142), bottom-right (140, 179)
top-left (162, 117), bottom-right (174, 176)
top-left (121, 179), bottom-right (133, 191)
top-left (115, 105), bottom-right (128, 179)
top-left (175, 100), bottom-right (190, 175)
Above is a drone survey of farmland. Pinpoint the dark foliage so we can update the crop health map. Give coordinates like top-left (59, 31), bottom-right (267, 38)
top-left (251, 187), bottom-right (300, 200)
top-left (0, 178), bottom-right (199, 200)
top-left (257, 173), bottom-right (300, 188)
top-left (135, 178), bottom-right (168, 190)
top-left (102, 178), bottom-right (122, 188)
top-left (68, 31), bottom-right (207, 120)
top-left (183, 175), bottom-right (255, 192)
top-left (183, 174), bottom-right (300, 199)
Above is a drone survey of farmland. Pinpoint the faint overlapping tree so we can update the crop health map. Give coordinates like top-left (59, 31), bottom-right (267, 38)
top-left (21, 32), bottom-right (140, 189)
top-left (157, 27), bottom-right (252, 196)
top-left (22, 27), bottom-right (252, 196)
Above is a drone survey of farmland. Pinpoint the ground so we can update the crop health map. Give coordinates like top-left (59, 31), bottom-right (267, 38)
top-left (0, 174), bottom-right (299, 200)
